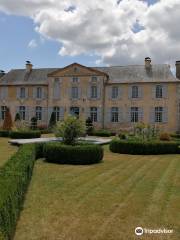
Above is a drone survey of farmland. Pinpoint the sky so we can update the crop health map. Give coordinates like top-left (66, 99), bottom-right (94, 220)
top-left (0, 0), bottom-right (179, 72)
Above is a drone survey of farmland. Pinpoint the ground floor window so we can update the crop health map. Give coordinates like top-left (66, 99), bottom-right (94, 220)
top-left (155, 107), bottom-right (163, 123)
top-left (111, 107), bottom-right (119, 122)
top-left (70, 107), bottom-right (79, 118)
top-left (90, 107), bottom-right (97, 122)
top-left (1, 106), bottom-right (7, 120)
top-left (36, 106), bottom-right (42, 120)
top-left (53, 106), bottom-right (60, 121)
top-left (131, 107), bottom-right (139, 123)
top-left (19, 106), bottom-right (26, 120)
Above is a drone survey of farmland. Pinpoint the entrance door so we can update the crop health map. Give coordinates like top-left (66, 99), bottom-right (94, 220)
top-left (70, 107), bottom-right (79, 118)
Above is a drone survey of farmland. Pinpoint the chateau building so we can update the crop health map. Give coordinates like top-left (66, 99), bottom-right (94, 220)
top-left (0, 58), bottom-right (180, 133)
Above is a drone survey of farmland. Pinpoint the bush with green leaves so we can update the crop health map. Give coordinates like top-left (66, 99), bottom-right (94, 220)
top-left (14, 112), bottom-right (21, 122)
top-left (30, 117), bottom-right (38, 130)
top-left (0, 130), bottom-right (9, 137)
top-left (49, 112), bottom-right (56, 129)
top-left (55, 116), bottom-right (85, 145)
top-left (85, 117), bottom-right (94, 135)
top-left (91, 129), bottom-right (112, 137)
top-left (110, 138), bottom-right (180, 155)
top-left (0, 144), bottom-right (36, 239)
top-left (10, 130), bottom-right (41, 139)
top-left (43, 142), bottom-right (104, 165)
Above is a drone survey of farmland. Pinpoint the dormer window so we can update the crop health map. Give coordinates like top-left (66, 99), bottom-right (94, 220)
top-left (72, 76), bottom-right (79, 83)
top-left (92, 76), bottom-right (97, 83)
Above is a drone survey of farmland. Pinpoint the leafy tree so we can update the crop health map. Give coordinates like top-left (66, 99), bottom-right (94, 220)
top-left (3, 107), bottom-right (13, 131)
top-left (55, 116), bottom-right (85, 145)
top-left (85, 117), bottom-right (94, 135)
top-left (49, 112), bottom-right (56, 129)
top-left (31, 117), bottom-right (37, 130)
top-left (14, 112), bottom-right (21, 122)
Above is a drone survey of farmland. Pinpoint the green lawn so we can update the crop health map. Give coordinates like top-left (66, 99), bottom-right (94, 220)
top-left (14, 146), bottom-right (180, 240)
top-left (0, 138), bottom-right (17, 166)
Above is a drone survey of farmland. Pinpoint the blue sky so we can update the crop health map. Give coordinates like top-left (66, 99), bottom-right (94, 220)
top-left (1, 0), bottom-right (177, 72)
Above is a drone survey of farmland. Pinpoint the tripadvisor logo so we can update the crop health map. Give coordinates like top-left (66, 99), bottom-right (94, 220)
top-left (135, 227), bottom-right (144, 236)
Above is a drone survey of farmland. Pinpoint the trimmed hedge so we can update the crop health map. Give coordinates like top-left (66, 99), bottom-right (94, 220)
top-left (90, 129), bottom-right (112, 137)
top-left (0, 144), bottom-right (36, 240)
top-left (0, 130), bottom-right (9, 138)
top-left (9, 131), bottom-right (41, 139)
top-left (110, 139), bottom-right (180, 155)
top-left (44, 142), bottom-right (104, 164)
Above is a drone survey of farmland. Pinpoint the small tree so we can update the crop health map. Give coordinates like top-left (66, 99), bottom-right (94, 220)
top-left (3, 107), bottom-right (13, 131)
top-left (55, 116), bottom-right (85, 145)
top-left (14, 112), bottom-right (21, 122)
top-left (86, 117), bottom-right (94, 135)
top-left (49, 112), bottom-right (56, 129)
top-left (31, 117), bottom-right (37, 130)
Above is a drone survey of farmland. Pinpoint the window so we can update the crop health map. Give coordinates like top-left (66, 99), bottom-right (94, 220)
top-left (92, 76), bottom-right (97, 82)
top-left (132, 86), bottom-right (138, 98)
top-left (112, 87), bottom-right (118, 99)
top-left (70, 107), bottom-right (79, 118)
top-left (71, 87), bottom-right (78, 99)
top-left (111, 107), bottom-right (119, 122)
top-left (1, 106), bottom-right (6, 120)
top-left (20, 87), bottom-right (26, 99)
top-left (131, 107), bottom-right (139, 122)
top-left (53, 106), bottom-right (60, 121)
top-left (91, 86), bottom-right (97, 98)
top-left (90, 107), bottom-right (97, 122)
top-left (156, 85), bottom-right (163, 98)
top-left (72, 77), bottom-right (79, 83)
top-left (19, 106), bottom-right (26, 120)
top-left (155, 107), bottom-right (163, 123)
top-left (36, 106), bottom-right (42, 120)
top-left (37, 87), bottom-right (42, 99)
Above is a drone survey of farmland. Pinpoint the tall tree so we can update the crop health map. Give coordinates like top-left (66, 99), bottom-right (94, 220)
top-left (3, 107), bottom-right (13, 131)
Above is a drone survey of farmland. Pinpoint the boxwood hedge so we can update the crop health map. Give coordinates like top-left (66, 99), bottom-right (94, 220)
top-left (9, 131), bottom-right (41, 139)
top-left (44, 142), bottom-right (104, 164)
top-left (110, 139), bottom-right (180, 155)
top-left (0, 130), bottom-right (9, 138)
top-left (0, 144), bottom-right (36, 240)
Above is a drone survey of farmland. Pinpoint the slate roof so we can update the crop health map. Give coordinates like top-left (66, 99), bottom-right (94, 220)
top-left (0, 64), bottom-right (178, 85)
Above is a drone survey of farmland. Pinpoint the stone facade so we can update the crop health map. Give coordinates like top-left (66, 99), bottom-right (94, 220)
top-left (0, 60), bottom-right (180, 133)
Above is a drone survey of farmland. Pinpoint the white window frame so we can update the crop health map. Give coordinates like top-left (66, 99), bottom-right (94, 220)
top-left (53, 106), bottom-right (60, 121)
top-left (36, 106), bottom-right (42, 121)
top-left (112, 87), bottom-right (118, 99)
top-left (71, 87), bottom-right (78, 99)
top-left (155, 106), bottom-right (163, 123)
top-left (91, 85), bottom-right (97, 98)
top-left (72, 76), bottom-right (79, 83)
top-left (20, 87), bottom-right (26, 99)
top-left (90, 107), bottom-right (97, 122)
top-left (132, 86), bottom-right (139, 98)
top-left (156, 85), bottom-right (163, 98)
top-left (111, 107), bottom-right (119, 122)
top-left (36, 87), bottom-right (42, 99)
top-left (131, 107), bottom-right (139, 123)
top-left (19, 106), bottom-right (26, 120)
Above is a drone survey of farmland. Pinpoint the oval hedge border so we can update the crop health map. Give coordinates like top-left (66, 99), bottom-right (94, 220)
top-left (110, 139), bottom-right (180, 155)
top-left (44, 142), bottom-right (104, 165)
top-left (9, 131), bottom-right (41, 139)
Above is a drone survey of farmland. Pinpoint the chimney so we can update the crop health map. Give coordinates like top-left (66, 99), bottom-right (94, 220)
top-left (176, 61), bottom-right (180, 79)
top-left (0, 70), bottom-right (5, 78)
top-left (145, 57), bottom-right (152, 68)
top-left (26, 61), bottom-right (33, 72)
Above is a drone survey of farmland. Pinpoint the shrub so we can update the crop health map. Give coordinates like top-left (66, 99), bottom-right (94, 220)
top-left (44, 142), bottom-right (104, 165)
top-left (0, 130), bottom-right (9, 137)
top-left (55, 116), bottom-right (85, 145)
top-left (2, 107), bottom-right (13, 131)
top-left (171, 133), bottom-right (180, 139)
top-left (159, 132), bottom-right (171, 141)
top-left (14, 112), bottom-right (21, 122)
top-left (0, 144), bottom-right (36, 239)
top-left (91, 129), bottom-right (112, 137)
top-left (86, 117), bottom-right (94, 135)
top-left (118, 133), bottom-right (127, 140)
top-left (110, 139), bottom-right (180, 155)
top-left (49, 112), bottom-right (56, 128)
top-left (31, 117), bottom-right (37, 130)
top-left (10, 130), bottom-right (41, 139)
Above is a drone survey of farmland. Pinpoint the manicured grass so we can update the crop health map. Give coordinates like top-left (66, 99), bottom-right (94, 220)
top-left (0, 138), bottom-right (17, 166)
top-left (14, 146), bottom-right (180, 240)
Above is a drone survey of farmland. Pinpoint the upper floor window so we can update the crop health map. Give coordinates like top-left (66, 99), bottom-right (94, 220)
top-left (90, 107), bottom-right (97, 122)
top-left (112, 87), bottom-right (118, 99)
top-left (131, 107), bottom-right (139, 123)
top-left (19, 106), bottom-right (26, 120)
top-left (37, 87), bottom-right (42, 99)
top-left (72, 77), bottom-right (79, 83)
top-left (156, 85), bottom-right (163, 98)
top-left (111, 107), bottom-right (119, 122)
top-left (20, 87), bottom-right (26, 99)
top-left (155, 106), bottom-right (163, 122)
top-left (92, 76), bottom-right (97, 83)
top-left (1, 106), bottom-right (6, 120)
top-left (71, 87), bottom-right (78, 99)
top-left (91, 86), bottom-right (97, 98)
top-left (36, 106), bottom-right (42, 120)
top-left (132, 86), bottom-right (139, 98)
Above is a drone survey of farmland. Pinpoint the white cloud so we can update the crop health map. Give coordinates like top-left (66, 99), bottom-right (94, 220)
top-left (0, 0), bottom-right (180, 67)
top-left (28, 39), bottom-right (37, 48)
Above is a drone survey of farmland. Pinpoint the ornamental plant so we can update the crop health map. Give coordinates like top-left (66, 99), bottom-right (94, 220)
top-left (2, 107), bottom-right (13, 131)
top-left (55, 116), bottom-right (85, 145)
